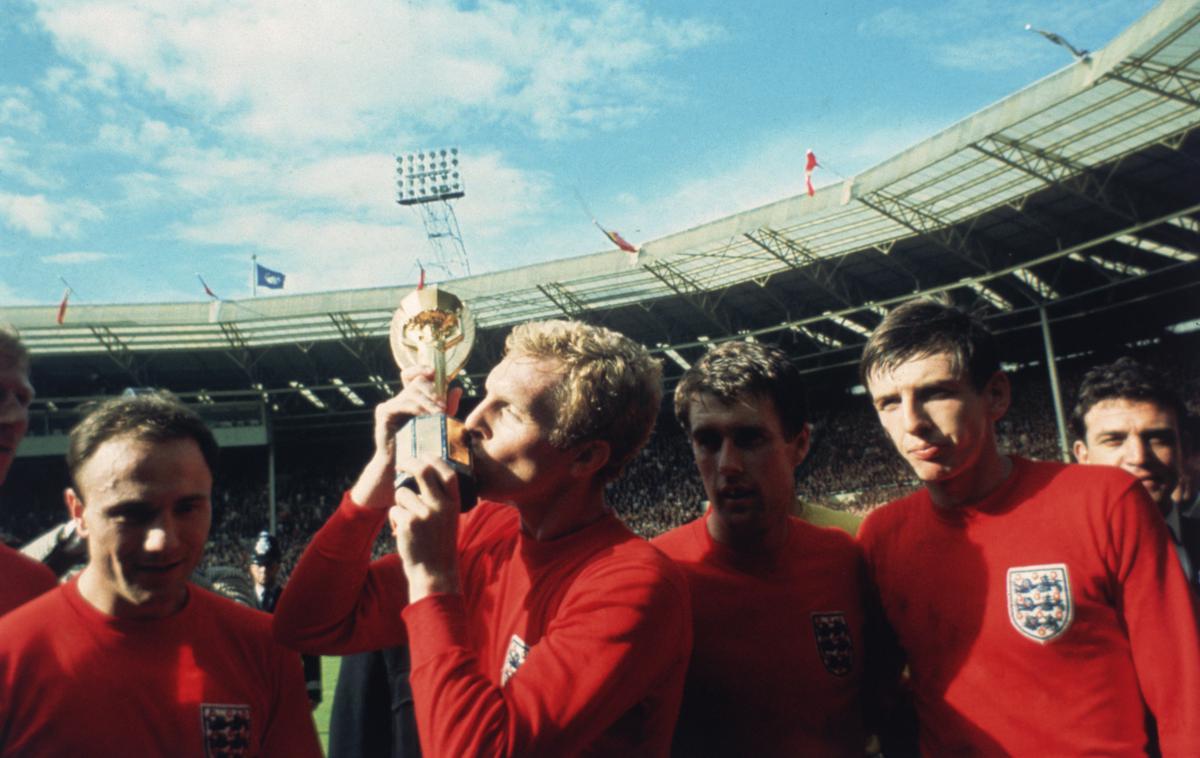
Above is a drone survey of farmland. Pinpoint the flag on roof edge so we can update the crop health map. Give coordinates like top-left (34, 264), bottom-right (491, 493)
top-left (805, 150), bottom-right (819, 197)
top-left (255, 263), bottom-right (285, 290)
top-left (417, 263), bottom-right (426, 290)
top-left (198, 274), bottom-right (218, 299)
top-left (594, 221), bottom-right (639, 255)
top-left (55, 288), bottom-right (69, 325)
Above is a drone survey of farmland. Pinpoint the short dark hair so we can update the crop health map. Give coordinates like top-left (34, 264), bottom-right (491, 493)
top-left (0, 324), bottom-right (29, 372)
top-left (67, 392), bottom-right (218, 488)
top-left (1071, 357), bottom-right (1184, 440)
top-left (674, 340), bottom-right (807, 438)
top-left (860, 298), bottom-right (999, 391)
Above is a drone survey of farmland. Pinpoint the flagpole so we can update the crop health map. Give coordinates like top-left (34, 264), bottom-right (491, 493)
top-left (251, 254), bottom-right (257, 298)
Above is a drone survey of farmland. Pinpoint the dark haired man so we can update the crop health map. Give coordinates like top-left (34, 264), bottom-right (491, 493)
top-left (858, 298), bottom-right (1200, 756)
top-left (0, 393), bottom-right (322, 756)
top-left (0, 325), bottom-right (57, 616)
top-left (274, 320), bottom-right (691, 756)
top-left (1072, 356), bottom-right (1198, 588)
top-left (653, 340), bottom-right (873, 756)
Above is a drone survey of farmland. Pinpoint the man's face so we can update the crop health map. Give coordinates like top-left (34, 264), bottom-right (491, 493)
top-left (0, 361), bottom-right (33, 484)
top-left (68, 434), bottom-right (212, 619)
top-left (867, 352), bottom-right (1008, 486)
top-left (250, 562), bottom-right (279, 588)
top-left (463, 354), bottom-right (577, 504)
top-left (1074, 398), bottom-right (1181, 513)
top-left (686, 392), bottom-right (808, 546)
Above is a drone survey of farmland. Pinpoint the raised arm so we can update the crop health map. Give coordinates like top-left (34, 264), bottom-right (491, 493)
top-left (273, 367), bottom-right (453, 654)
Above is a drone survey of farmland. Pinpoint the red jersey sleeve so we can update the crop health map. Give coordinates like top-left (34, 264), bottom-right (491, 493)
top-left (402, 558), bottom-right (691, 757)
top-left (1106, 480), bottom-right (1200, 755)
top-left (273, 491), bottom-right (411, 654)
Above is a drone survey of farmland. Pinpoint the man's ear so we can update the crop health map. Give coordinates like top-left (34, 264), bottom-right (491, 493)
top-left (570, 439), bottom-right (611, 480)
top-left (65, 487), bottom-right (88, 537)
top-left (983, 370), bottom-right (1012, 422)
top-left (789, 423), bottom-right (812, 468)
top-left (1072, 439), bottom-right (1089, 464)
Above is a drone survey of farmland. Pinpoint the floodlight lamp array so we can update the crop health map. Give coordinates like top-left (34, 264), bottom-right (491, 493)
top-left (396, 147), bottom-right (464, 205)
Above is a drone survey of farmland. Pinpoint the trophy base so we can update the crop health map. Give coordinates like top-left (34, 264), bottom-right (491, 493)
top-left (394, 414), bottom-right (477, 512)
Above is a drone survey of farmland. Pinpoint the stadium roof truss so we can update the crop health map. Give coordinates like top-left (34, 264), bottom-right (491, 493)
top-left (6, 0), bottom-right (1200, 428)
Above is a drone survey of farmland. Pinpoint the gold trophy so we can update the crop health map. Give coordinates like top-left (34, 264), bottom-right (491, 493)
top-left (388, 285), bottom-right (477, 510)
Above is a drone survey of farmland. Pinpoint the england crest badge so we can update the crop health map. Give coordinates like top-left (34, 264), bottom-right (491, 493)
top-left (500, 634), bottom-right (531, 687)
top-left (200, 703), bottom-right (252, 758)
top-left (811, 611), bottom-right (854, 676)
top-left (1007, 563), bottom-right (1073, 643)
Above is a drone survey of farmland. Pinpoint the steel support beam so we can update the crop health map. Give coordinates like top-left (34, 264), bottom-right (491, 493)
top-left (643, 260), bottom-right (732, 336)
top-left (857, 190), bottom-right (999, 272)
top-left (88, 325), bottom-right (145, 385)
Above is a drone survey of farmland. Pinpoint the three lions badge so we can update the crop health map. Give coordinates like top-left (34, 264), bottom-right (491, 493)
top-left (1007, 564), bottom-right (1073, 643)
top-left (811, 612), bottom-right (853, 676)
top-left (200, 703), bottom-right (251, 758)
top-left (500, 634), bottom-right (531, 686)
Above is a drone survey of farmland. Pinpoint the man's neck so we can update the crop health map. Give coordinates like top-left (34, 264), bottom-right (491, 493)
top-left (706, 507), bottom-right (790, 555)
top-left (928, 452), bottom-right (1013, 509)
top-left (518, 482), bottom-right (608, 541)
top-left (77, 564), bottom-right (186, 620)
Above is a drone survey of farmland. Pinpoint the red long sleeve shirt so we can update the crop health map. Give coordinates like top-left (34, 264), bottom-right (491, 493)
top-left (653, 512), bottom-right (868, 757)
top-left (860, 457), bottom-right (1200, 756)
top-left (0, 543), bottom-right (55, 617)
top-left (274, 493), bottom-right (692, 757)
top-left (0, 579), bottom-right (322, 757)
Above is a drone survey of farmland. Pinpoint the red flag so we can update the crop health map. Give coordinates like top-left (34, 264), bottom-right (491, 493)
top-left (804, 149), bottom-right (819, 197)
top-left (197, 274), bottom-right (218, 299)
top-left (594, 221), bottom-right (639, 254)
top-left (56, 288), bottom-right (70, 325)
top-left (417, 263), bottom-right (426, 290)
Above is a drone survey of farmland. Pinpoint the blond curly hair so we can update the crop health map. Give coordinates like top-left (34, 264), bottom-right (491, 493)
top-left (505, 320), bottom-right (662, 482)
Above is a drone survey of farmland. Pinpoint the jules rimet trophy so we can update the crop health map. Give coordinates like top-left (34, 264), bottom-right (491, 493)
top-left (388, 285), bottom-right (477, 510)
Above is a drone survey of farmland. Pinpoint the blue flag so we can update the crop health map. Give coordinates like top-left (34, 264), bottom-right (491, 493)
top-left (256, 263), bottom-right (285, 289)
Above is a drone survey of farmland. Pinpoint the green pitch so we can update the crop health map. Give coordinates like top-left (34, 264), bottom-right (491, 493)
top-left (313, 655), bottom-right (342, 756)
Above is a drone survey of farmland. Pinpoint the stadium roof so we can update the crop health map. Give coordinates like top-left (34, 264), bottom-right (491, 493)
top-left (6, 0), bottom-right (1200, 431)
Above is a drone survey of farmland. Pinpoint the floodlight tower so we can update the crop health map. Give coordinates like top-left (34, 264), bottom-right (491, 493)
top-left (396, 147), bottom-right (470, 279)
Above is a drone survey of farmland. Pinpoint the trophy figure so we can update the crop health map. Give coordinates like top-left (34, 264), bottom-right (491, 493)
top-left (389, 285), bottom-right (477, 510)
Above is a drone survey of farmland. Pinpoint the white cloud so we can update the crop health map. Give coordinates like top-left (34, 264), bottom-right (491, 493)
top-left (0, 88), bottom-right (45, 132)
top-left (0, 192), bottom-right (103, 237)
top-left (41, 250), bottom-right (113, 264)
top-left (857, 0), bottom-right (1153, 72)
top-left (0, 138), bottom-right (57, 189)
top-left (32, 0), bottom-right (720, 142)
top-left (0, 280), bottom-right (42, 306)
top-left (278, 153), bottom-right (400, 216)
top-left (97, 118), bottom-right (192, 155)
top-left (174, 206), bottom-right (429, 290)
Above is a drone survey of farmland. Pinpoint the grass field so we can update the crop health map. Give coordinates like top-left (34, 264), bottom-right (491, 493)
top-left (313, 655), bottom-right (342, 756)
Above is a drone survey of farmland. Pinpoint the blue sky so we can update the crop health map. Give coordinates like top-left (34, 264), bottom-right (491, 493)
top-left (0, 0), bottom-right (1157, 307)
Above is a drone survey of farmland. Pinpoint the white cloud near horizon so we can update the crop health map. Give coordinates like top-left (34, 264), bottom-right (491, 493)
top-left (0, 192), bottom-right (103, 238)
top-left (40, 250), bottom-right (113, 264)
top-left (33, 0), bottom-right (721, 144)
